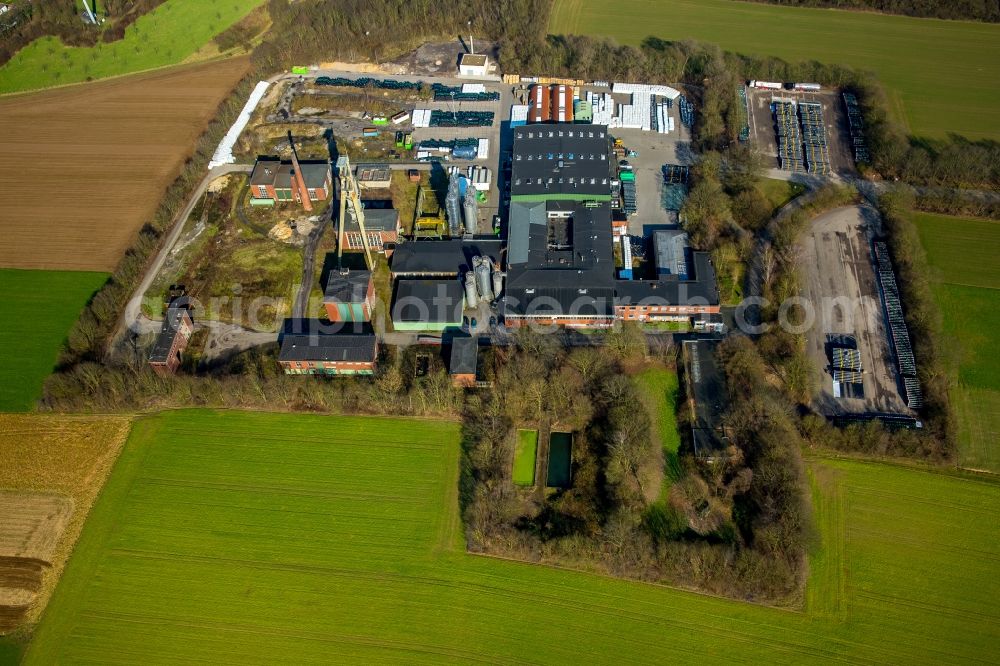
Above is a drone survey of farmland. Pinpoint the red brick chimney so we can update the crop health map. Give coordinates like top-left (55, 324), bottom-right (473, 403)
top-left (288, 131), bottom-right (313, 212)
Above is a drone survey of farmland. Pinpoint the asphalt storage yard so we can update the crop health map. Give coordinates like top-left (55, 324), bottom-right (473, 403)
top-left (747, 88), bottom-right (855, 176)
top-left (799, 205), bottom-right (910, 416)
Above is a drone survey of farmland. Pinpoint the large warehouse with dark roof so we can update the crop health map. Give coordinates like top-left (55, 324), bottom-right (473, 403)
top-left (502, 123), bottom-right (719, 328)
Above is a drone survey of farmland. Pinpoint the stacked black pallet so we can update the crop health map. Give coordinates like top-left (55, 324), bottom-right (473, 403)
top-left (873, 241), bottom-right (922, 408)
top-left (315, 77), bottom-right (421, 91)
top-left (431, 84), bottom-right (500, 102)
top-left (774, 102), bottom-right (803, 172)
top-left (661, 164), bottom-right (690, 184)
top-left (429, 110), bottom-right (494, 127)
top-left (736, 86), bottom-right (750, 143)
top-left (622, 180), bottom-right (637, 215)
top-left (678, 95), bottom-right (694, 127)
top-left (798, 102), bottom-right (831, 175)
top-left (842, 93), bottom-right (870, 164)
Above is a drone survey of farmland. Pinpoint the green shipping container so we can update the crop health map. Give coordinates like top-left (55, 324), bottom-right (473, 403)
top-left (291, 66), bottom-right (309, 75)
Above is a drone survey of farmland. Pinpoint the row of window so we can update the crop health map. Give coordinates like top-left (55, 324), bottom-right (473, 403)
top-left (515, 177), bottom-right (608, 186)
top-left (346, 232), bottom-right (386, 248)
top-left (516, 153), bottom-right (606, 162)
top-left (521, 130), bottom-right (605, 139)
top-left (254, 187), bottom-right (323, 200)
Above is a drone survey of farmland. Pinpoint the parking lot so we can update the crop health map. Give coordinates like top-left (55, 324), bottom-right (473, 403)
top-left (747, 88), bottom-right (855, 176)
top-left (612, 125), bottom-right (693, 236)
top-left (799, 205), bottom-right (911, 415)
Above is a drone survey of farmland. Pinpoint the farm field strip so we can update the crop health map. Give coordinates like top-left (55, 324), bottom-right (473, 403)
top-left (0, 269), bottom-right (108, 411)
top-left (0, 57), bottom-right (249, 272)
top-left (913, 212), bottom-right (1000, 290)
top-left (0, 414), bottom-right (132, 640)
top-left (0, 0), bottom-right (264, 94)
top-left (549, 0), bottom-right (1000, 141)
top-left (912, 211), bottom-right (1000, 468)
top-left (26, 409), bottom-right (1000, 663)
top-left (954, 387), bottom-right (1000, 473)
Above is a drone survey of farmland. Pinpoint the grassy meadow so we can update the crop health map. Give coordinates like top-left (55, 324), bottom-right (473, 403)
top-left (913, 212), bottom-right (1000, 470)
top-left (636, 367), bottom-right (682, 498)
top-left (0, 0), bottom-right (264, 94)
top-left (0, 269), bottom-right (107, 412)
top-left (549, 0), bottom-right (1000, 141)
top-left (27, 409), bottom-right (999, 662)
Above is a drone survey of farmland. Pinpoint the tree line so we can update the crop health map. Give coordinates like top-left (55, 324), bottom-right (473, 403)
top-left (740, 0), bottom-right (1000, 22)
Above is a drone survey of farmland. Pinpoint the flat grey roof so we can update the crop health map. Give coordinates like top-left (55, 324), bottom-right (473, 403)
top-left (511, 124), bottom-right (612, 198)
top-left (390, 239), bottom-right (503, 276)
top-left (460, 53), bottom-right (488, 66)
top-left (349, 207), bottom-right (398, 232)
top-left (613, 252), bottom-right (720, 307)
top-left (392, 279), bottom-right (464, 323)
top-left (279, 331), bottom-right (376, 363)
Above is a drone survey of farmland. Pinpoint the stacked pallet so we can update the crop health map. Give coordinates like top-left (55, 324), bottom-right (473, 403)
top-left (798, 102), bottom-right (831, 174)
top-left (774, 101), bottom-right (803, 172)
top-left (873, 241), bottom-right (922, 409)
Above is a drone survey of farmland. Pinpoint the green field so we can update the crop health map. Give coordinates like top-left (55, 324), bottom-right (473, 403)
top-left (914, 212), bottom-right (1000, 290)
top-left (759, 178), bottom-right (805, 213)
top-left (912, 212), bottom-right (1000, 470)
top-left (549, 0), bottom-right (1000, 140)
top-left (636, 367), bottom-right (682, 497)
top-left (27, 409), bottom-right (1000, 662)
top-left (0, 0), bottom-right (263, 94)
top-left (954, 386), bottom-right (1000, 473)
top-left (513, 428), bottom-right (538, 486)
top-left (0, 269), bottom-right (107, 412)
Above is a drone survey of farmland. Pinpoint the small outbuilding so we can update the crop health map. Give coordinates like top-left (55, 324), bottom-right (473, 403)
top-left (324, 269), bottom-right (373, 323)
top-left (458, 53), bottom-right (489, 77)
top-left (449, 336), bottom-right (478, 387)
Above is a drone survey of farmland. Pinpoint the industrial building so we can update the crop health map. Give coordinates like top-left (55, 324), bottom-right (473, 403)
top-left (527, 84), bottom-right (575, 124)
top-left (148, 300), bottom-right (194, 376)
top-left (458, 53), bottom-right (490, 77)
top-left (355, 165), bottom-right (392, 190)
top-left (343, 200), bottom-right (400, 254)
top-left (390, 239), bottom-right (502, 279)
top-left (324, 269), bottom-right (374, 322)
top-left (278, 324), bottom-right (378, 375)
top-left (249, 157), bottom-right (331, 206)
top-left (449, 336), bottom-right (479, 387)
top-left (390, 279), bottom-right (465, 332)
top-left (502, 123), bottom-right (718, 328)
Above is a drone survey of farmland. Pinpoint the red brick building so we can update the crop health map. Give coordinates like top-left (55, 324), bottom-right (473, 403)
top-left (249, 158), bottom-right (331, 205)
top-left (148, 305), bottom-right (194, 376)
top-left (278, 327), bottom-right (378, 376)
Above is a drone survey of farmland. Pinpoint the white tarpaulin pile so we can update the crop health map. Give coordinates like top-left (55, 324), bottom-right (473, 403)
top-left (208, 81), bottom-right (269, 169)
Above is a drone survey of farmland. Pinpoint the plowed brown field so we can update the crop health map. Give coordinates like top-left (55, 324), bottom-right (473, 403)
top-left (0, 414), bottom-right (132, 631)
top-left (0, 57), bottom-right (249, 271)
